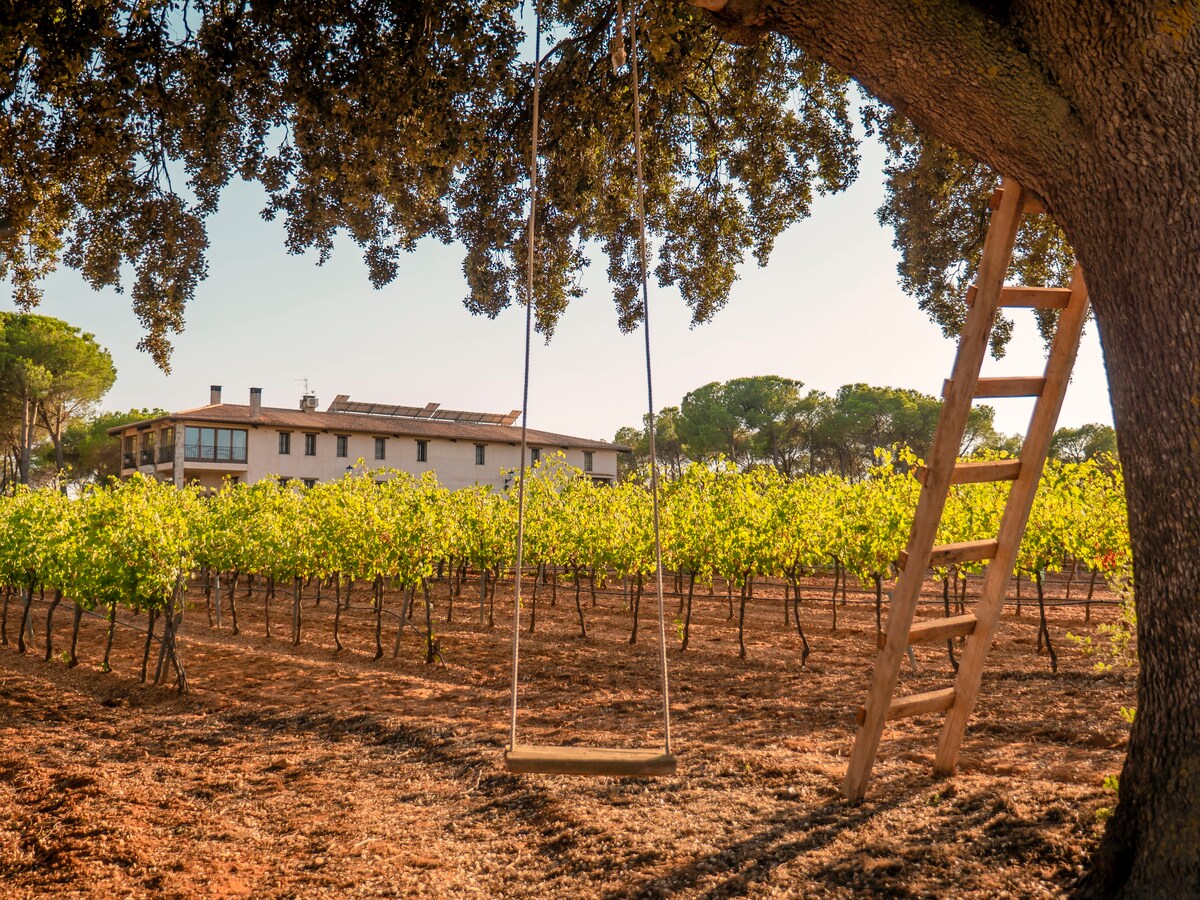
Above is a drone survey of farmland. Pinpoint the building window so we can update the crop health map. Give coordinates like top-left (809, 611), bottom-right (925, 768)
top-left (416, 440), bottom-right (428, 463)
top-left (278, 432), bottom-right (291, 455)
top-left (374, 437), bottom-right (386, 460)
top-left (159, 427), bottom-right (175, 464)
top-left (336, 434), bottom-right (349, 458)
top-left (140, 431), bottom-right (156, 466)
top-left (583, 451), bottom-right (594, 472)
top-left (277, 476), bottom-right (290, 488)
top-left (304, 433), bottom-right (317, 456)
top-left (475, 444), bottom-right (486, 465)
top-left (530, 447), bottom-right (541, 465)
top-left (302, 478), bottom-right (317, 489)
top-left (123, 435), bottom-right (136, 469)
top-left (184, 426), bottom-right (248, 463)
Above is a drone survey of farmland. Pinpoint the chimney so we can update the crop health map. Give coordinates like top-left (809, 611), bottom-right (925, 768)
top-left (210, 385), bottom-right (222, 406)
top-left (250, 387), bottom-right (262, 419)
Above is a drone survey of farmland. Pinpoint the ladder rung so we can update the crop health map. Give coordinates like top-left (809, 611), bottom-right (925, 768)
top-left (878, 614), bottom-right (980, 649)
top-left (898, 539), bottom-right (999, 571)
top-left (856, 687), bottom-right (957, 726)
top-left (918, 459), bottom-right (1022, 485)
top-left (504, 745), bottom-right (677, 777)
top-left (988, 186), bottom-right (1045, 215)
top-left (973, 377), bottom-right (1046, 398)
top-left (966, 285), bottom-right (1073, 310)
top-left (909, 613), bottom-right (978, 644)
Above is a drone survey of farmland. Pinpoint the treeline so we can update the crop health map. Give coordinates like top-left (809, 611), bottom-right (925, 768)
top-left (615, 375), bottom-right (1117, 479)
top-left (0, 311), bottom-right (154, 492)
top-left (0, 452), bottom-right (1129, 688)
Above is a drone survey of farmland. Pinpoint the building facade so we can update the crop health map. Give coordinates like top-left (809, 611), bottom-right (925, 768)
top-left (110, 387), bottom-right (627, 491)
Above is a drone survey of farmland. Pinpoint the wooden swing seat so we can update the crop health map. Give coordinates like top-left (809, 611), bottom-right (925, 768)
top-left (505, 744), bottom-right (677, 777)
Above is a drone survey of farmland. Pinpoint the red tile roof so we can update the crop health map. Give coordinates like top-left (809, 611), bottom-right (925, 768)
top-left (109, 404), bottom-right (630, 452)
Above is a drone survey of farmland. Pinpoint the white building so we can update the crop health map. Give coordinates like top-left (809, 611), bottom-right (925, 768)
top-left (110, 387), bottom-right (627, 490)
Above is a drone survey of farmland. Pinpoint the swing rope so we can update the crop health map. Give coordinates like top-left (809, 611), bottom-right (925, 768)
top-left (507, 10), bottom-right (541, 750)
top-left (507, 0), bottom-right (672, 761)
top-left (627, 0), bottom-right (673, 755)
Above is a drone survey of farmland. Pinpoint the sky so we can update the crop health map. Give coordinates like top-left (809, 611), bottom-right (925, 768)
top-left (1, 134), bottom-right (1114, 445)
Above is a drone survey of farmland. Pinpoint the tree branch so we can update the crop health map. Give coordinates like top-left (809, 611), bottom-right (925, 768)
top-left (694, 0), bottom-right (1087, 201)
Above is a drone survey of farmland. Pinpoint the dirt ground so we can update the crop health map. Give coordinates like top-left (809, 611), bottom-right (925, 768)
top-left (0, 573), bottom-right (1134, 898)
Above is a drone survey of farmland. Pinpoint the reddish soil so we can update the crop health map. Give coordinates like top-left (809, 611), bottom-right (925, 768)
top-left (0, 574), bottom-right (1133, 898)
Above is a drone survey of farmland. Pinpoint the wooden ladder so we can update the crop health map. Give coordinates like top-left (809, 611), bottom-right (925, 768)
top-left (843, 178), bottom-right (1090, 801)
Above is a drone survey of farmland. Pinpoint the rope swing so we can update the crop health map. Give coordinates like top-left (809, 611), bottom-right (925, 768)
top-left (504, 0), bottom-right (676, 777)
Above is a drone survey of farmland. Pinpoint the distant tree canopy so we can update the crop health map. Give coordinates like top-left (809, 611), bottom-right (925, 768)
top-left (0, 312), bottom-right (116, 489)
top-left (34, 407), bottom-right (166, 492)
top-left (617, 375), bottom-right (1016, 479)
top-left (1049, 423), bottom-right (1118, 465)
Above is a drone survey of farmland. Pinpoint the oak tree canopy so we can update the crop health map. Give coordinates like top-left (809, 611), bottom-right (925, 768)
top-left (0, 1), bottom-right (1062, 365)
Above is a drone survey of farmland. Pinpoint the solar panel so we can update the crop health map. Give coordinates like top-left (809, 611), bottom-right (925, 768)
top-left (328, 396), bottom-right (522, 426)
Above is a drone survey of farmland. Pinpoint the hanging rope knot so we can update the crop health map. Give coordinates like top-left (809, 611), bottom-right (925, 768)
top-left (611, 0), bottom-right (627, 73)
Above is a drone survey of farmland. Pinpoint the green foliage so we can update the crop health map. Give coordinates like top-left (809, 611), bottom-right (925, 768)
top-left (868, 110), bottom-right (1076, 355)
top-left (625, 375), bottom-right (1011, 480)
top-left (0, 450), bottom-right (1134, 659)
top-left (1049, 424), bottom-right (1118, 464)
top-left (42, 408), bottom-right (167, 490)
top-left (0, 2), bottom-right (858, 366)
top-left (0, 312), bottom-right (116, 487)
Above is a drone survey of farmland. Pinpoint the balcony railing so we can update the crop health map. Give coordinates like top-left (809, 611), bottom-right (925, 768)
top-left (139, 449), bottom-right (155, 466)
top-left (158, 443), bottom-right (175, 464)
top-left (123, 452), bottom-right (136, 469)
top-left (184, 444), bottom-right (247, 464)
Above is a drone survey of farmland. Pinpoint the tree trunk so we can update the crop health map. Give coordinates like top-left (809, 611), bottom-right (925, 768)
top-left (67, 603), bottom-right (83, 668)
top-left (101, 598), bottom-right (117, 671)
top-left (872, 573), bottom-right (883, 638)
top-left (373, 577), bottom-right (384, 659)
top-left (487, 566), bottom-right (498, 627)
top-left (203, 567), bottom-right (213, 627)
top-left (229, 572), bottom-right (240, 635)
top-left (478, 567), bottom-right (487, 625)
top-left (291, 576), bottom-right (301, 646)
top-left (16, 579), bottom-right (34, 654)
top-left (140, 608), bottom-right (158, 682)
top-left (17, 392), bottom-right (37, 485)
top-left (1034, 570), bottom-right (1056, 674)
top-left (42, 589), bottom-right (62, 662)
top-left (629, 573), bottom-right (642, 645)
top-left (789, 575), bottom-right (809, 667)
top-left (681, 572), bottom-right (696, 651)
top-left (737, 577), bottom-right (749, 660)
top-left (943, 576), bottom-right (958, 674)
top-left (1, 585), bottom-right (8, 646)
top-left (829, 560), bottom-right (839, 633)
top-left (526, 567), bottom-right (537, 635)
top-left (1085, 568), bottom-right (1098, 624)
top-left (1067, 241), bottom-right (1200, 883)
top-left (572, 565), bottom-right (587, 638)
top-left (213, 570), bottom-right (222, 628)
top-left (333, 574), bottom-right (343, 651)
top-left (423, 584), bottom-right (436, 664)
top-left (264, 575), bottom-right (273, 638)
